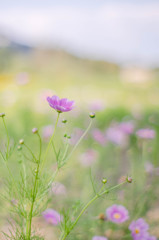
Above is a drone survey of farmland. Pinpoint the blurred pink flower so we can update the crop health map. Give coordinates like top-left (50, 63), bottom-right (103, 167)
top-left (92, 236), bottom-right (108, 240)
top-left (52, 182), bottom-right (67, 196)
top-left (119, 121), bottom-right (135, 134)
top-left (42, 125), bottom-right (53, 141)
top-left (106, 204), bottom-right (129, 224)
top-left (15, 72), bottom-right (30, 85)
top-left (42, 209), bottom-right (62, 225)
top-left (79, 149), bottom-right (98, 167)
top-left (89, 99), bottom-right (106, 112)
top-left (47, 95), bottom-right (75, 113)
top-left (129, 218), bottom-right (149, 240)
top-left (106, 125), bottom-right (127, 146)
top-left (136, 129), bottom-right (155, 139)
top-left (70, 128), bottom-right (84, 145)
top-left (92, 128), bottom-right (107, 146)
top-left (144, 161), bottom-right (154, 174)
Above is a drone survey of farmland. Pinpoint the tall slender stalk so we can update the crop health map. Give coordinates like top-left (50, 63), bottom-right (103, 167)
top-left (25, 133), bottom-right (42, 239)
top-left (2, 117), bottom-right (10, 158)
top-left (65, 119), bottom-right (93, 162)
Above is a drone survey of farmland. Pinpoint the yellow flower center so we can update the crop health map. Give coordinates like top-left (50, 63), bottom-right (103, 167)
top-left (114, 213), bottom-right (121, 219)
top-left (135, 228), bottom-right (140, 234)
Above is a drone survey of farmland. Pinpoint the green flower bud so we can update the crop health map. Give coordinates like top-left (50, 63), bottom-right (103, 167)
top-left (102, 178), bottom-right (107, 184)
top-left (62, 119), bottom-right (67, 123)
top-left (89, 112), bottom-right (95, 118)
top-left (32, 128), bottom-right (38, 134)
top-left (19, 139), bottom-right (24, 145)
top-left (127, 176), bottom-right (133, 183)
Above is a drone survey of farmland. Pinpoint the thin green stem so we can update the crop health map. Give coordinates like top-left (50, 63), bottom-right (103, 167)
top-left (40, 113), bottom-right (60, 172)
top-left (51, 141), bottom-right (58, 160)
top-left (24, 143), bottom-right (37, 162)
top-left (64, 119), bottom-right (93, 163)
top-left (2, 117), bottom-right (10, 158)
top-left (47, 168), bottom-right (59, 188)
top-left (25, 133), bottom-right (42, 240)
top-left (60, 181), bottom-right (127, 240)
top-left (0, 150), bottom-right (5, 161)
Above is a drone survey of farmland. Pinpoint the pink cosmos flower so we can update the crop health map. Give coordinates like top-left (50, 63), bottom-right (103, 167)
top-left (136, 129), bottom-right (155, 139)
top-left (79, 149), bottom-right (98, 167)
top-left (129, 218), bottom-right (149, 240)
top-left (92, 236), bottom-right (108, 240)
top-left (144, 161), bottom-right (154, 174)
top-left (119, 121), bottom-right (135, 135)
top-left (106, 204), bottom-right (129, 223)
top-left (92, 128), bottom-right (107, 146)
top-left (47, 95), bottom-right (75, 113)
top-left (106, 126), bottom-right (127, 146)
top-left (42, 208), bottom-right (62, 225)
top-left (52, 182), bottom-right (67, 196)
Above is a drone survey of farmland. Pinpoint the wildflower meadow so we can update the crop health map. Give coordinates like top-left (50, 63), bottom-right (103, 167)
top-left (0, 9), bottom-right (159, 238)
top-left (0, 84), bottom-right (159, 240)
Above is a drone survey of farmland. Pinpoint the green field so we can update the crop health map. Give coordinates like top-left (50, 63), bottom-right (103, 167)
top-left (0, 48), bottom-right (159, 240)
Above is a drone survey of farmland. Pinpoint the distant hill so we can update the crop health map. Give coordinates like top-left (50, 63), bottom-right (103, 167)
top-left (0, 33), bottom-right (119, 73)
top-left (0, 33), bottom-right (32, 52)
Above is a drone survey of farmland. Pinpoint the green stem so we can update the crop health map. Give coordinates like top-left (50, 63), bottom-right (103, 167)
top-left (40, 113), bottom-right (60, 172)
top-left (64, 119), bottom-right (93, 163)
top-left (24, 143), bottom-right (37, 162)
top-left (26, 134), bottom-right (42, 240)
top-left (60, 181), bottom-right (126, 240)
top-left (2, 117), bottom-right (10, 158)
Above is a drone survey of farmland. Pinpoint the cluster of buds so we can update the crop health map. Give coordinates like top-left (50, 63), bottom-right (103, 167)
top-left (64, 133), bottom-right (71, 139)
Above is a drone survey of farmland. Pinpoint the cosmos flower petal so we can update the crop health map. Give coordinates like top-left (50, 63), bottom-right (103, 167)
top-left (47, 95), bottom-right (75, 113)
top-left (106, 204), bottom-right (129, 224)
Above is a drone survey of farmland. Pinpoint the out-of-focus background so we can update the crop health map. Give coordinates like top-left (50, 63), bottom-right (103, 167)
top-left (0, 1), bottom-right (159, 240)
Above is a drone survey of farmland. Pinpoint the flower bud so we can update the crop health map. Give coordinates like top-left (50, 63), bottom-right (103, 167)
top-left (19, 139), bottom-right (24, 145)
top-left (0, 112), bottom-right (5, 117)
top-left (32, 128), bottom-right (38, 134)
top-left (102, 178), bottom-right (107, 184)
top-left (64, 133), bottom-right (67, 138)
top-left (127, 176), bottom-right (133, 183)
top-left (67, 135), bottom-right (71, 139)
top-left (62, 119), bottom-right (67, 124)
top-left (89, 112), bottom-right (95, 118)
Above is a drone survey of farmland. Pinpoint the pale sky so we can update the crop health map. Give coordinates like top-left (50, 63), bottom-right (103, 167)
top-left (0, 0), bottom-right (159, 67)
